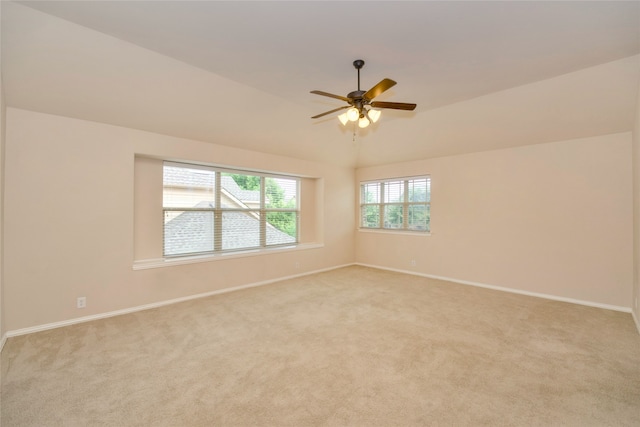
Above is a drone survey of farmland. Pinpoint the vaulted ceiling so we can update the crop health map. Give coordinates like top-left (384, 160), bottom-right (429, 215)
top-left (3, 1), bottom-right (639, 167)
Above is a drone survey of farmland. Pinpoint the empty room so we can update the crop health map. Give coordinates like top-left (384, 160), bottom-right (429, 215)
top-left (1, 1), bottom-right (640, 425)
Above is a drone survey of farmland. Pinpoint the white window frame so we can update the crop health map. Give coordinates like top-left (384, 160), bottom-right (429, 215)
top-left (359, 175), bottom-right (430, 233)
top-left (163, 161), bottom-right (300, 258)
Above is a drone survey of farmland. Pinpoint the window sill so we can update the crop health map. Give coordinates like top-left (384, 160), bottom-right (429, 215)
top-left (133, 243), bottom-right (324, 270)
top-left (358, 228), bottom-right (431, 237)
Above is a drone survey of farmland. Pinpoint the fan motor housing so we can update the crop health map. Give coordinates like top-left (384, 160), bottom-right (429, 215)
top-left (347, 90), bottom-right (366, 101)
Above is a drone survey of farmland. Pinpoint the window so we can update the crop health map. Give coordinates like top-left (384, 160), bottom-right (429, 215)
top-left (163, 162), bottom-right (299, 257)
top-left (360, 176), bottom-right (430, 232)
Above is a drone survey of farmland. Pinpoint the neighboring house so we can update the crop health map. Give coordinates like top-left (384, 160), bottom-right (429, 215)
top-left (163, 167), bottom-right (295, 256)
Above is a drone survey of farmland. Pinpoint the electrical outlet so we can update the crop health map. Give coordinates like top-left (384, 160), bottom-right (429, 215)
top-left (410, 260), bottom-right (416, 267)
top-left (77, 297), bottom-right (87, 309)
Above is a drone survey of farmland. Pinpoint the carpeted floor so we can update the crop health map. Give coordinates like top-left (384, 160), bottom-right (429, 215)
top-left (2, 266), bottom-right (640, 426)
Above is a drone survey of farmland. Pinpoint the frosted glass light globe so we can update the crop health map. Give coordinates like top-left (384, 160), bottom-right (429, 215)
top-left (368, 109), bottom-right (381, 123)
top-left (346, 107), bottom-right (359, 122)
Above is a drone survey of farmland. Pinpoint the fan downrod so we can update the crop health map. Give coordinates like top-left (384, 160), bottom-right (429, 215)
top-left (353, 59), bottom-right (365, 92)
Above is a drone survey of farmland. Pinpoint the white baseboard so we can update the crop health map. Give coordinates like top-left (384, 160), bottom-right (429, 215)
top-left (4, 263), bottom-right (354, 340)
top-left (3, 262), bottom-right (635, 343)
top-left (356, 263), bottom-right (632, 313)
top-left (633, 310), bottom-right (640, 335)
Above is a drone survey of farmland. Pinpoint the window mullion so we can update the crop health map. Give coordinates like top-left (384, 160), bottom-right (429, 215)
top-left (403, 180), bottom-right (409, 230)
top-left (260, 176), bottom-right (266, 247)
top-left (214, 171), bottom-right (222, 251)
top-left (379, 182), bottom-right (385, 229)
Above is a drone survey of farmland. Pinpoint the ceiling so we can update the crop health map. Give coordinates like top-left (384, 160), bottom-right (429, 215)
top-left (3, 1), bottom-right (640, 168)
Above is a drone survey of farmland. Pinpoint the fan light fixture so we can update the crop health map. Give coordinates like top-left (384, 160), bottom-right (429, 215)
top-left (310, 59), bottom-right (417, 131)
top-left (338, 107), bottom-right (381, 129)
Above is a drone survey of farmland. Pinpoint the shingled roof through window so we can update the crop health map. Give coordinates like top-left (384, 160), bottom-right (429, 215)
top-left (164, 203), bottom-right (295, 256)
top-left (163, 167), bottom-right (260, 204)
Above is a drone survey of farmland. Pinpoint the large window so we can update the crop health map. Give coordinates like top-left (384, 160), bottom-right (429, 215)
top-left (163, 162), bottom-right (299, 257)
top-left (360, 176), bottom-right (430, 232)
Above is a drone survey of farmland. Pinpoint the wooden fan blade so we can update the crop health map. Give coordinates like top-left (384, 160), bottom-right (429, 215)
top-left (363, 78), bottom-right (397, 101)
top-left (311, 105), bottom-right (350, 119)
top-left (310, 90), bottom-right (350, 103)
top-left (370, 101), bottom-right (417, 111)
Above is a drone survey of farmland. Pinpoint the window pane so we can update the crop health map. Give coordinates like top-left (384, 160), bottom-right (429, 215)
top-left (359, 176), bottom-right (429, 233)
top-left (408, 178), bottom-right (429, 202)
top-left (408, 205), bottom-right (430, 231)
top-left (221, 211), bottom-right (261, 251)
top-left (163, 166), bottom-right (215, 208)
top-left (361, 183), bottom-right (380, 204)
top-left (221, 173), bottom-right (261, 209)
top-left (163, 162), bottom-right (300, 256)
top-left (384, 181), bottom-right (403, 203)
top-left (361, 205), bottom-right (380, 228)
top-left (384, 204), bottom-right (403, 229)
top-left (266, 177), bottom-right (298, 209)
top-left (266, 212), bottom-right (297, 245)
top-left (163, 211), bottom-right (214, 256)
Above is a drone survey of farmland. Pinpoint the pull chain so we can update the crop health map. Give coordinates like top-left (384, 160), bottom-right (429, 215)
top-left (352, 122), bottom-right (357, 143)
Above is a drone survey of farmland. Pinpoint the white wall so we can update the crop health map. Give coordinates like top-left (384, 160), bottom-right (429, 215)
top-left (2, 110), bottom-right (637, 333)
top-left (3, 108), bottom-right (355, 332)
top-left (0, 1), bottom-right (5, 345)
top-left (0, 74), bottom-right (4, 346)
top-left (633, 73), bottom-right (640, 330)
top-left (356, 133), bottom-right (633, 309)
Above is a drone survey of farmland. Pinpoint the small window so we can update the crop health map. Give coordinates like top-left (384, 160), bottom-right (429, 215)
top-left (163, 162), bottom-right (299, 257)
top-left (360, 176), bottom-right (430, 232)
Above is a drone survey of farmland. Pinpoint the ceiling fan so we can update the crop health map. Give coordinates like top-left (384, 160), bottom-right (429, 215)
top-left (310, 59), bottom-right (417, 128)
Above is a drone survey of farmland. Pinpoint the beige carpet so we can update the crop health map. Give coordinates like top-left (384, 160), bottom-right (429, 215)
top-left (2, 266), bottom-right (640, 426)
